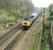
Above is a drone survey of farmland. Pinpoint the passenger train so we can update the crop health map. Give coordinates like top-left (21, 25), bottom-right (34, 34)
top-left (20, 10), bottom-right (43, 30)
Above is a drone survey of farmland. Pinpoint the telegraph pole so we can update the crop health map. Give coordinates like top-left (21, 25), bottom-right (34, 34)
top-left (42, 8), bottom-right (45, 34)
top-left (49, 5), bottom-right (52, 37)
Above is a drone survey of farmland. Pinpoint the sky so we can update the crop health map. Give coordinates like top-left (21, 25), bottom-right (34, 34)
top-left (31, 0), bottom-right (53, 8)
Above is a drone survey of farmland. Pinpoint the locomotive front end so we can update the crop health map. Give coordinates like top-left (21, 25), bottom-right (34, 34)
top-left (21, 20), bottom-right (31, 29)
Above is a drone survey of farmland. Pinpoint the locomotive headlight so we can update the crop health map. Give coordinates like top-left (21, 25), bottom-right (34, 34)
top-left (27, 22), bottom-right (30, 26)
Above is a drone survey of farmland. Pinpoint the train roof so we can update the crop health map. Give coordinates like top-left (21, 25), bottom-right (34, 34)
top-left (31, 13), bottom-right (38, 16)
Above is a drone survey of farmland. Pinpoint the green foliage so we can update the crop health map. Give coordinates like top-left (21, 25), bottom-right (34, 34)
top-left (0, 16), bottom-right (16, 23)
top-left (47, 16), bottom-right (53, 21)
top-left (0, 0), bottom-right (33, 17)
top-left (49, 4), bottom-right (53, 16)
top-left (0, 16), bottom-right (8, 23)
top-left (48, 4), bottom-right (53, 21)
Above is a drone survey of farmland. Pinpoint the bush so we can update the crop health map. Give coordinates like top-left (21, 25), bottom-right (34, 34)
top-left (0, 16), bottom-right (8, 23)
top-left (0, 16), bottom-right (16, 23)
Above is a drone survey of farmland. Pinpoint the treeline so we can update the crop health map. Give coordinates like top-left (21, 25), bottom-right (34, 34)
top-left (0, 0), bottom-right (33, 18)
top-left (48, 4), bottom-right (53, 20)
top-left (49, 4), bottom-right (53, 16)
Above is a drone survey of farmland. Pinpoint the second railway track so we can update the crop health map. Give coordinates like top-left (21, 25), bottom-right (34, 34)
top-left (0, 24), bottom-right (23, 50)
top-left (0, 30), bottom-right (27, 50)
top-left (0, 27), bottom-right (27, 50)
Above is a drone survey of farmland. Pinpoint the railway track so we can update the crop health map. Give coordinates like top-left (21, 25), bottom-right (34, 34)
top-left (0, 28), bottom-right (19, 45)
top-left (0, 24), bottom-right (22, 50)
top-left (0, 25), bottom-right (19, 45)
top-left (0, 25), bottom-right (18, 39)
top-left (0, 30), bottom-right (27, 50)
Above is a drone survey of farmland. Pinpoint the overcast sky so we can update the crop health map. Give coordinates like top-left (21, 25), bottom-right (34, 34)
top-left (31, 0), bottom-right (53, 8)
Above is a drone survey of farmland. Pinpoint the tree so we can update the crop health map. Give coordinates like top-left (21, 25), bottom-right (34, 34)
top-left (0, 0), bottom-right (33, 18)
top-left (47, 4), bottom-right (53, 21)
